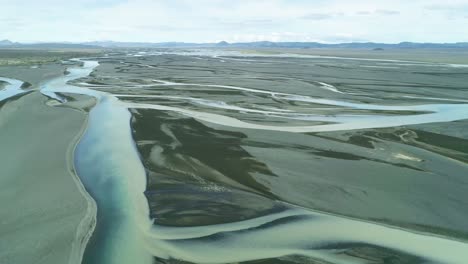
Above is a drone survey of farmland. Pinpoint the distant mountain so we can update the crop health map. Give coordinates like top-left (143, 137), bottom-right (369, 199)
top-left (204, 41), bottom-right (468, 49)
top-left (216, 41), bottom-right (230, 47)
top-left (80, 41), bottom-right (468, 49)
top-left (17, 43), bottom-right (101, 49)
top-left (0, 40), bottom-right (99, 49)
top-left (2, 39), bottom-right (468, 49)
top-left (0, 39), bottom-right (15, 46)
top-left (82, 41), bottom-right (215, 48)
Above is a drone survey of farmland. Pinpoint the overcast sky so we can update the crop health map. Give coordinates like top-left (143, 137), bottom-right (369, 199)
top-left (1, 0), bottom-right (468, 43)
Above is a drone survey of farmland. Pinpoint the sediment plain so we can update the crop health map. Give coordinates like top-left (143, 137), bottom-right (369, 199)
top-left (1, 48), bottom-right (468, 263)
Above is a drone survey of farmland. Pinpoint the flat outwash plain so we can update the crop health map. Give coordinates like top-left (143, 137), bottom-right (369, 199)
top-left (1, 48), bottom-right (468, 264)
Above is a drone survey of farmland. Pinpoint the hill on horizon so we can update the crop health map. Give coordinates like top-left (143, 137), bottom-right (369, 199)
top-left (1, 39), bottom-right (468, 49)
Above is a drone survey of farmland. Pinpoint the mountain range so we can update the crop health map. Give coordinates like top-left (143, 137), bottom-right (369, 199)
top-left (2, 39), bottom-right (468, 49)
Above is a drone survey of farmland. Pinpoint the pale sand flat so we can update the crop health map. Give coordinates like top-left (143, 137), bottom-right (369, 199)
top-left (0, 92), bottom-right (92, 264)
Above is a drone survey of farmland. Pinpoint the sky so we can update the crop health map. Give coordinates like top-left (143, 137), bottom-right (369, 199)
top-left (1, 0), bottom-right (468, 43)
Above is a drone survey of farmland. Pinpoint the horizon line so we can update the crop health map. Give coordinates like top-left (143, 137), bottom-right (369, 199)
top-left (2, 39), bottom-right (468, 45)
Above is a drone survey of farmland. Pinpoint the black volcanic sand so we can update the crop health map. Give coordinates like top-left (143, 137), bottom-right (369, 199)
top-left (253, 48), bottom-right (468, 64)
top-left (131, 108), bottom-right (432, 264)
top-left (75, 52), bottom-right (468, 238)
top-left (0, 63), bottom-right (69, 88)
top-left (2, 49), bottom-right (468, 263)
top-left (83, 51), bottom-right (468, 106)
top-left (0, 48), bottom-right (102, 66)
top-left (130, 108), bottom-right (468, 235)
top-left (60, 50), bottom-right (465, 263)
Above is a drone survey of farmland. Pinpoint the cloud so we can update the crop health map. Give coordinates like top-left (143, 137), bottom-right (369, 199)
top-left (322, 34), bottom-right (369, 43)
top-left (0, 0), bottom-right (467, 43)
top-left (215, 19), bottom-right (277, 29)
top-left (424, 3), bottom-right (468, 11)
top-left (424, 3), bottom-right (468, 19)
top-left (301, 13), bottom-right (334, 20)
top-left (356, 11), bottom-right (372, 15)
top-left (375, 9), bottom-right (400, 15)
top-left (356, 9), bottom-right (399, 16)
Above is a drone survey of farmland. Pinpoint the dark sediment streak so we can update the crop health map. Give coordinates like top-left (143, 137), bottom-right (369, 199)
top-left (6, 50), bottom-right (468, 263)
